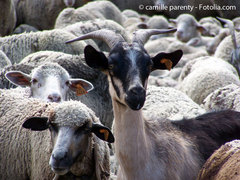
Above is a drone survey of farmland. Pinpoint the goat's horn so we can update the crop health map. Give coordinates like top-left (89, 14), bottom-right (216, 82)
top-left (132, 28), bottom-right (177, 45)
top-left (217, 17), bottom-right (237, 50)
top-left (65, 29), bottom-right (125, 49)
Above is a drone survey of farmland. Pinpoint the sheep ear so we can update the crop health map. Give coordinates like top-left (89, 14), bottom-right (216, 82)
top-left (68, 78), bottom-right (94, 96)
top-left (84, 45), bottom-right (108, 71)
top-left (91, 123), bottom-right (115, 143)
top-left (151, 50), bottom-right (183, 71)
top-left (169, 18), bottom-right (177, 25)
top-left (22, 117), bottom-right (49, 131)
top-left (197, 24), bottom-right (207, 34)
top-left (5, 71), bottom-right (31, 87)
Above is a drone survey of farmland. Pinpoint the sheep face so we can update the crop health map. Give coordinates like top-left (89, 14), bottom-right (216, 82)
top-left (63, 0), bottom-right (75, 7)
top-left (5, 63), bottom-right (93, 102)
top-left (171, 14), bottom-right (206, 42)
top-left (22, 110), bottom-right (114, 176)
top-left (84, 43), bottom-right (182, 110)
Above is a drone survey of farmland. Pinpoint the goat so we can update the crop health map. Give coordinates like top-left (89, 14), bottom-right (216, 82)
top-left (66, 29), bottom-right (240, 180)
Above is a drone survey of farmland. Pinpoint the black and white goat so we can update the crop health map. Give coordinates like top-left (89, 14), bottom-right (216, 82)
top-left (66, 29), bottom-right (240, 180)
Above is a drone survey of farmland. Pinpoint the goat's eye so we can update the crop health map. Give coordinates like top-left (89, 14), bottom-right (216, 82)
top-left (108, 64), bottom-right (114, 70)
top-left (32, 78), bottom-right (38, 84)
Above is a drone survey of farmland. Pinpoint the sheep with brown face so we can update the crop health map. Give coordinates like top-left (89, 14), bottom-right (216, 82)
top-left (0, 89), bottom-right (114, 179)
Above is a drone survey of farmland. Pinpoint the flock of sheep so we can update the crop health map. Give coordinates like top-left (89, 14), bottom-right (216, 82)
top-left (1, 0), bottom-right (240, 179)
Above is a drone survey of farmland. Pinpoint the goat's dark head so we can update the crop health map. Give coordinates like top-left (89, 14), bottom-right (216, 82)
top-left (66, 29), bottom-right (183, 110)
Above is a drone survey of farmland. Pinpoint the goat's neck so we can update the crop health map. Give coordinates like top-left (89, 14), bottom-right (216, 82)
top-left (112, 99), bottom-right (150, 177)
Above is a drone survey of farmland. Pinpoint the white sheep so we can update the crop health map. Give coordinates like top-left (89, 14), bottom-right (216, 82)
top-left (0, 89), bottom-right (114, 179)
top-left (197, 140), bottom-right (240, 180)
top-left (13, 24), bottom-right (39, 34)
top-left (13, 0), bottom-right (87, 30)
top-left (55, 0), bottom-right (123, 29)
top-left (0, 29), bottom-right (97, 64)
top-left (121, 9), bottom-right (140, 19)
top-left (143, 86), bottom-right (205, 121)
top-left (178, 56), bottom-right (240, 105)
top-left (214, 17), bottom-right (240, 76)
top-left (199, 17), bottom-right (222, 37)
top-left (1, 51), bottom-right (113, 128)
top-left (0, 50), bottom-right (12, 70)
top-left (203, 84), bottom-right (240, 112)
top-left (170, 14), bottom-right (207, 43)
top-left (0, 0), bottom-right (16, 36)
top-left (5, 62), bottom-right (93, 103)
top-left (62, 19), bottom-right (130, 51)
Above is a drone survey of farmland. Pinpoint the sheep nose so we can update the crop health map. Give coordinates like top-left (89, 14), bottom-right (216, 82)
top-left (129, 86), bottom-right (145, 96)
top-left (48, 93), bottom-right (61, 102)
top-left (177, 30), bottom-right (183, 39)
top-left (52, 151), bottom-right (67, 162)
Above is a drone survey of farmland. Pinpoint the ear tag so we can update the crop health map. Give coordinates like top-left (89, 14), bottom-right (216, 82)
top-left (100, 129), bottom-right (109, 141)
top-left (160, 58), bottom-right (173, 71)
top-left (76, 84), bottom-right (87, 96)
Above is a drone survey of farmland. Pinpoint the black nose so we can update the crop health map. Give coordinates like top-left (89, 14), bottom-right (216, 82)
top-left (129, 86), bottom-right (145, 96)
top-left (52, 150), bottom-right (67, 162)
top-left (48, 93), bottom-right (61, 102)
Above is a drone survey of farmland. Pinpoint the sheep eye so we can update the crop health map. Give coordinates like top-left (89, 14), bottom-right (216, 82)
top-left (65, 80), bottom-right (70, 86)
top-left (49, 123), bottom-right (58, 132)
top-left (108, 64), bottom-right (114, 70)
top-left (32, 78), bottom-right (38, 84)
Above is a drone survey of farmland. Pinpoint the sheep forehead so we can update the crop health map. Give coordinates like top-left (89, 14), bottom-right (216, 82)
top-left (31, 63), bottom-right (70, 80)
top-left (51, 101), bottom-right (96, 127)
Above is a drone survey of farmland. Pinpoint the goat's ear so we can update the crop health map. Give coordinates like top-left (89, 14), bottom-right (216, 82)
top-left (91, 123), bottom-right (115, 143)
top-left (151, 50), bottom-right (183, 71)
top-left (5, 71), bottom-right (31, 87)
top-left (22, 117), bottom-right (49, 131)
top-left (68, 78), bottom-right (94, 96)
top-left (84, 45), bottom-right (108, 71)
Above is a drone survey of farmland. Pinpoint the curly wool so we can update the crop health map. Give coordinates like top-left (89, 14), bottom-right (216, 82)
top-left (143, 85), bottom-right (205, 121)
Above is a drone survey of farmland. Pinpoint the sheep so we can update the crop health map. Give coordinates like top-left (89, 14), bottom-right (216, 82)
top-left (203, 84), bottom-right (240, 112)
top-left (13, 0), bottom-right (88, 30)
top-left (214, 17), bottom-right (240, 76)
top-left (170, 14), bottom-right (213, 47)
top-left (233, 17), bottom-right (240, 30)
top-left (197, 140), bottom-right (240, 180)
top-left (143, 86), bottom-right (205, 120)
top-left (66, 29), bottom-right (240, 180)
top-left (121, 9), bottom-right (140, 19)
top-left (0, 50), bottom-right (113, 128)
top-left (5, 62), bottom-right (93, 103)
top-left (0, 50), bottom-right (12, 70)
top-left (206, 28), bottom-right (230, 55)
top-left (178, 56), bottom-right (240, 105)
top-left (0, 0), bottom-right (16, 37)
top-left (155, 0), bottom-right (239, 19)
top-left (199, 17), bottom-right (222, 37)
top-left (0, 89), bottom-right (114, 179)
top-left (147, 15), bottom-right (173, 40)
top-left (62, 19), bottom-right (130, 52)
top-left (13, 24), bottom-right (39, 34)
top-left (55, 0), bottom-right (123, 29)
top-left (0, 29), bottom-right (97, 64)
